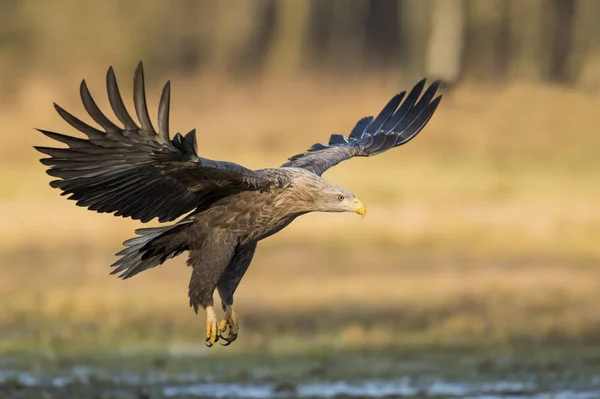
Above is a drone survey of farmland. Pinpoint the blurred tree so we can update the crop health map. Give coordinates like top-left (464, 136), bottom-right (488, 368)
top-left (266, 0), bottom-right (311, 76)
top-left (567, 0), bottom-right (600, 91)
top-left (0, 0), bottom-right (599, 91)
top-left (426, 0), bottom-right (465, 85)
top-left (325, 0), bottom-right (370, 74)
top-left (364, 0), bottom-right (400, 71)
top-left (398, 0), bottom-right (431, 81)
top-left (0, 0), bottom-right (31, 102)
top-left (210, 0), bottom-right (273, 76)
top-left (20, 1), bottom-right (140, 74)
top-left (306, 0), bottom-right (332, 66)
top-left (129, 0), bottom-right (207, 74)
top-left (546, 0), bottom-right (575, 82)
top-left (506, 0), bottom-right (554, 81)
top-left (464, 0), bottom-right (509, 80)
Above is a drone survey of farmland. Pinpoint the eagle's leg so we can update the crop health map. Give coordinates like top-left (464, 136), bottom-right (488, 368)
top-left (187, 232), bottom-right (239, 348)
top-left (216, 241), bottom-right (257, 346)
top-left (205, 305), bottom-right (220, 346)
top-left (218, 304), bottom-right (239, 346)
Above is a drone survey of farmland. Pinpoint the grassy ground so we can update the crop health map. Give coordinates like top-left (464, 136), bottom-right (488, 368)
top-left (0, 73), bottom-right (599, 358)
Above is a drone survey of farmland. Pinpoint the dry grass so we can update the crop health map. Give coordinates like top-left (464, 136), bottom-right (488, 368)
top-left (0, 71), bottom-right (599, 352)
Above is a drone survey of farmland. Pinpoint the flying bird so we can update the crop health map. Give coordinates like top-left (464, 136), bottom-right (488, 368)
top-left (35, 63), bottom-right (442, 346)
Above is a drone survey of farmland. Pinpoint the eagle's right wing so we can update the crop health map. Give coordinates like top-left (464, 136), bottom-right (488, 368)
top-left (281, 79), bottom-right (442, 176)
top-left (35, 63), bottom-right (277, 223)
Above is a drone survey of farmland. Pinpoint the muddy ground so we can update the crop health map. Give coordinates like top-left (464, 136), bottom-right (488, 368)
top-left (2, 343), bottom-right (600, 398)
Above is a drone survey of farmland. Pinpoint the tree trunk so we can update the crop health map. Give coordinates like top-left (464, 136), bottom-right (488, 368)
top-left (325, 0), bottom-right (369, 74)
top-left (398, 0), bottom-right (431, 80)
top-left (567, 0), bottom-right (600, 90)
top-left (506, 0), bottom-right (557, 81)
top-left (266, 0), bottom-right (311, 76)
top-left (426, 0), bottom-right (465, 85)
top-left (463, 0), bottom-right (509, 80)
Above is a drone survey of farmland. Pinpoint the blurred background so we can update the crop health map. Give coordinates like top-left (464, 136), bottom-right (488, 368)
top-left (1, 1), bottom-right (600, 395)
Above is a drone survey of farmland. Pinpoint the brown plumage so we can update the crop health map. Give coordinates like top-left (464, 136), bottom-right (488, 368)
top-left (35, 62), bottom-right (442, 346)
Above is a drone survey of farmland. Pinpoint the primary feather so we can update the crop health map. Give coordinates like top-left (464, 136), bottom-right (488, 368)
top-left (35, 62), bottom-right (278, 223)
top-left (282, 78), bottom-right (442, 175)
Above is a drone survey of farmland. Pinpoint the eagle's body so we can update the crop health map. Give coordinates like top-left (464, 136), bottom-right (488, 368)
top-left (200, 168), bottom-right (322, 243)
top-left (35, 63), bottom-right (442, 346)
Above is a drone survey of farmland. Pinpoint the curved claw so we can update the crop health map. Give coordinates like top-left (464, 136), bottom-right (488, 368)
top-left (205, 332), bottom-right (221, 347)
top-left (219, 334), bottom-right (238, 346)
top-left (218, 309), bottom-right (239, 346)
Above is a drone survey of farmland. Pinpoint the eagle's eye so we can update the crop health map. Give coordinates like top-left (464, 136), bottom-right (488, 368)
top-left (337, 194), bottom-right (345, 202)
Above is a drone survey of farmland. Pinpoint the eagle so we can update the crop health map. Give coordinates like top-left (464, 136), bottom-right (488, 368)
top-left (35, 63), bottom-right (442, 346)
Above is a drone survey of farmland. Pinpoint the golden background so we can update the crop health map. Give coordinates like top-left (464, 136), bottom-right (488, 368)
top-left (0, 0), bottom-right (599, 354)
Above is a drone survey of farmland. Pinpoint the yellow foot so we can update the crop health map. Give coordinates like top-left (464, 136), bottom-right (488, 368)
top-left (205, 306), bottom-right (220, 347)
top-left (218, 305), bottom-right (239, 346)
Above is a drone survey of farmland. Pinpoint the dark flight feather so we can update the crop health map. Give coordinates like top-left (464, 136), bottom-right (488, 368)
top-left (36, 62), bottom-right (279, 223)
top-left (349, 116), bottom-right (373, 139)
top-left (366, 93), bottom-right (404, 135)
top-left (282, 79), bottom-right (442, 175)
top-left (383, 78), bottom-right (426, 133)
top-left (80, 80), bottom-right (121, 132)
top-left (107, 66), bottom-right (138, 130)
top-left (133, 62), bottom-right (156, 133)
top-left (157, 81), bottom-right (171, 143)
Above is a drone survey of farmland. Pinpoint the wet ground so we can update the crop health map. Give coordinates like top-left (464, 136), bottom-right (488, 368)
top-left (2, 344), bottom-right (600, 399)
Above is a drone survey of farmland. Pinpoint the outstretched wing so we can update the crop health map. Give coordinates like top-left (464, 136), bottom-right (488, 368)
top-left (35, 62), bottom-right (277, 223)
top-left (282, 79), bottom-right (442, 176)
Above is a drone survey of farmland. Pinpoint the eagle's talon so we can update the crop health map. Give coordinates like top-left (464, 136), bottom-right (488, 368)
top-left (205, 330), bottom-right (220, 347)
top-left (219, 334), bottom-right (237, 346)
top-left (218, 319), bottom-right (228, 333)
top-left (218, 305), bottom-right (239, 346)
top-left (205, 306), bottom-right (220, 347)
top-left (205, 333), bottom-right (221, 347)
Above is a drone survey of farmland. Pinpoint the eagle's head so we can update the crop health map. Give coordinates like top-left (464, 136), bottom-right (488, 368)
top-left (288, 170), bottom-right (366, 218)
top-left (317, 184), bottom-right (366, 218)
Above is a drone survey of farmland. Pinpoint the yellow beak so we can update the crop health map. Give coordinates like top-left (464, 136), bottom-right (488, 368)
top-left (352, 197), bottom-right (366, 218)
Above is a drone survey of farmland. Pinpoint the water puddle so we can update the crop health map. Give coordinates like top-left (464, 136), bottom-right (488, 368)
top-left (162, 379), bottom-right (599, 398)
top-left (2, 369), bottom-right (600, 398)
top-left (2, 352), bottom-right (600, 399)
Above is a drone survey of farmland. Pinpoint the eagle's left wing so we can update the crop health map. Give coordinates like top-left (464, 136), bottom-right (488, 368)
top-left (35, 63), bottom-right (280, 223)
top-left (281, 79), bottom-right (442, 176)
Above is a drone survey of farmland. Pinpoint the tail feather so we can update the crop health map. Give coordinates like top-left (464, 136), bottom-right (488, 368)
top-left (111, 221), bottom-right (192, 279)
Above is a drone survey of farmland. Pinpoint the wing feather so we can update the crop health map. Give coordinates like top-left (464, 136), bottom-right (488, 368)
top-left (157, 81), bottom-right (171, 143)
top-left (53, 103), bottom-right (106, 140)
top-left (366, 93), bottom-right (404, 135)
top-left (106, 66), bottom-right (139, 130)
top-left (394, 80), bottom-right (439, 134)
top-left (80, 80), bottom-right (121, 132)
top-left (349, 116), bottom-right (373, 139)
top-left (133, 62), bottom-right (156, 133)
top-left (282, 79), bottom-right (442, 175)
top-left (36, 63), bottom-right (279, 223)
top-left (383, 78), bottom-right (426, 133)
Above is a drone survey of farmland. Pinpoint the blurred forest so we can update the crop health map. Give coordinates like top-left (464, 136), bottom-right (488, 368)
top-left (1, 0), bottom-right (600, 90)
